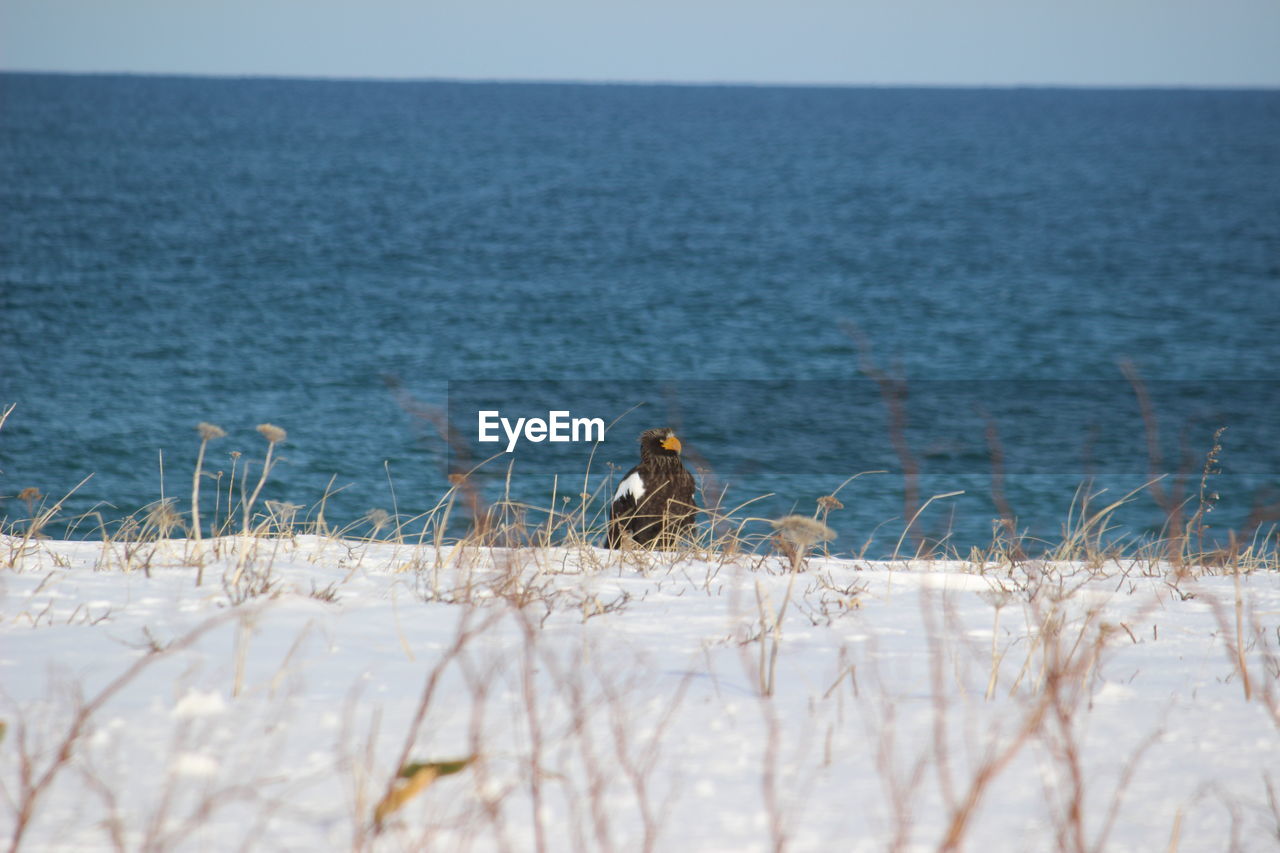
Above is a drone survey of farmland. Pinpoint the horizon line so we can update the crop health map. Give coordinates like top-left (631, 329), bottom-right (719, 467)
top-left (3, 67), bottom-right (1278, 92)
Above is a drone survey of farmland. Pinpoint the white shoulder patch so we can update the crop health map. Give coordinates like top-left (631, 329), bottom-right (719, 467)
top-left (613, 471), bottom-right (645, 503)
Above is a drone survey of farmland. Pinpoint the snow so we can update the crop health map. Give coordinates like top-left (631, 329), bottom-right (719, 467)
top-left (171, 688), bottom-right (228, 719)
top-left (2, 535), bottom-right (1278, 851)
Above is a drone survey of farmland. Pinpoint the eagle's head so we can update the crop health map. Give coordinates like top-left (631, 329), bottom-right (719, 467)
top-left (639, 427), bottom-right (682, 459)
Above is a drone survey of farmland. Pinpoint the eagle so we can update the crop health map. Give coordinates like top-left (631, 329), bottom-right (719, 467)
top-left (607, 427), bottom-right (697, 549)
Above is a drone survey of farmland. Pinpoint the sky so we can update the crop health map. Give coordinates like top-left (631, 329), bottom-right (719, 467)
top-left (2, 0), bottom-right (1279, 87)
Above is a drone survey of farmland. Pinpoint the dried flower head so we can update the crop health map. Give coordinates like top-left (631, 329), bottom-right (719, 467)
top-left (256, 423), bottom-right (287, 444)
top-left (18, 486), bottom-right (43, 507)
top-left (977, 588), bottom-right (1013, 609)
top-left (146, 498), bottom-right (184, 536)
top-left (265, 500), bottom-right (303, 524)
top-left (771, 515), bottom-right (836, 548)
top-left (448, 473), bottom-right (467, 486)
top-left (365, 508), bottom-right (391, 529)
top-left (197, 422), bottom-right (227, 442)
top-left (817, 495), bottom-right (844, 512)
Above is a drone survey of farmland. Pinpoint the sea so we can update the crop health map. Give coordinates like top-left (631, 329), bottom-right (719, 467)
top-left (2, 73), bottom-right (1278, 555)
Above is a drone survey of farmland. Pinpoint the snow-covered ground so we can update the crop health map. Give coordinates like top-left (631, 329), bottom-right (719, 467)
top-left (2, 535), bottom-right (1278, 851)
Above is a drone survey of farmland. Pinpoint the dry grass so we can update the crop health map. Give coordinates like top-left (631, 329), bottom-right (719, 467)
top-left (1, 408), bottom-right (1277, 851)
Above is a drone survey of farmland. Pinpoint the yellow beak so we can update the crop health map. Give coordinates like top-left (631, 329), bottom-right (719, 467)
top-left (661, 435), bottom-right (682, 453)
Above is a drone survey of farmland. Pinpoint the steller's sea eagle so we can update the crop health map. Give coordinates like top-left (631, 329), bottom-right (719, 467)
top-left (607, 427), bottom-right (697, 549)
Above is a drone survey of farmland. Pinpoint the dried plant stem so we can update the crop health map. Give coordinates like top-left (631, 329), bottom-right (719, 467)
top-left (192, 439), bottom-right (210, 545)
top-left (375, 606), bottom-right (500, 834)
top-left (7, 475), bottom-right (93, 570)
top-left (190, 425), bottom-right (225, 583)
top-left (1167, 808), bottom-right (1183, 853)
top-left (518, 614), bottom-right (549, 853)
top-left (5, 612), bottom-right (235, 853)
top-left (893, 491), bottom-right (964, 561)
top-left (767, 555), bottom-right (803, 697)
top-left (242, 440), bottom-right (279, 535)
top-left (754, 579), bottom-right (795, 698)
top-left (229, 428), bottom-right (284, 588)
top-left (985, 605), bottom-right (1003, 701)
top-left (1234, 567), bottom-right (1252, 701)
top-left (232, 614), bottom-right (253, 698)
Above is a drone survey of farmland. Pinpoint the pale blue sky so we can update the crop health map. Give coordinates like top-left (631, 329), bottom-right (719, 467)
top-left (3, 0), bottom-right (1279, 86)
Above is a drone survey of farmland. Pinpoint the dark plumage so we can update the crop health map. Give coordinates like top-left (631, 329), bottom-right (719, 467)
top-left (608, 428), bottom-right (697, 549)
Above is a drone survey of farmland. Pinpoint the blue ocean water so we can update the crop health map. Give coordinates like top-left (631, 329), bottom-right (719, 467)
top-left (2, 74), bottom-right (1278, 553)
